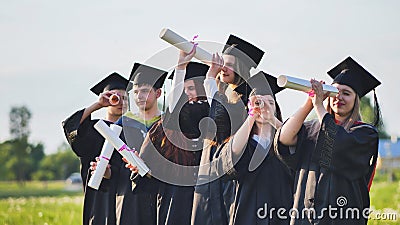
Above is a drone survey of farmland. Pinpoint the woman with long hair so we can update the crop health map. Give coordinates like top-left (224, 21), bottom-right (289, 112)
top-left (191, 35), bottom-right (265, 225)
top-left (211, 72), bottom-right (294, 225)
top-left (275, 56), bottom-right (381, 224)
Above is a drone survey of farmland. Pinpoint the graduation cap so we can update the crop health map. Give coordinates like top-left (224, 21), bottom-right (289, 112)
top-left (222, 34), bottom-right (265, 68)
top-left (129, 63), bottom-right (168, 89)
top-left (90, 72), bottom-right (129, 96)
top-left (327, 56), bottom-right (382, 127)
top-left (234, 71), bottom-right (284, 99)
top-left (327, 56), bottom-right (381, 97)
top-left (168, 61), bottom-right (210, 81)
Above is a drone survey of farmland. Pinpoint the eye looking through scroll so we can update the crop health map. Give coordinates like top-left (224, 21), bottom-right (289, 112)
top-left (109, 93), bottom-right (120, 105)
top-left (250, 88), bottom-right (265, 109)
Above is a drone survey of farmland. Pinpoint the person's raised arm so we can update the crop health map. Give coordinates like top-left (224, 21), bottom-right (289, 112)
top-left (204, 53), bottom-right (223, 106)
top-left (231, 95), bottom-right (282, 157)
top-left (278, 95), bottom-right (313, 146)
top-left (80, 90), bottom-right (115, 124)
top-left (279, 79), bottom-right (329, 146)
top-left (310, 79), bottom-right (329, 124)
top-left (231, 115), bottom-right (256, 158)
top-left (168, 47), bottom-right (196, 112)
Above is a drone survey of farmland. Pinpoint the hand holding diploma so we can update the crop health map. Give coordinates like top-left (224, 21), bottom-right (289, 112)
top-left (122, 156), bottom-right (139, 174)
top-left (277, 75), bottom-right (338, 97)
top-left (94, 120), bottom-right (150, 177)
top-left (88, 124), bottom-right (122, 190)
top-left (90, 157), bottom-right (111, 178)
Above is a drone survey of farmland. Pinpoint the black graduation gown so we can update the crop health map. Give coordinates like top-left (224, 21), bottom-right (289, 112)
top-left (191, 141), bottom-right (237, 225)
top-left (110, 115), bottom-right (160, 225)
top-left (215, 137), bottom-right (294, 225)
top-left (162, 101), bottom-right (209, 225)
top-left (274, 114), bottom-right (379, 225)
top-left (62, 109), bottom-right (119, 225)
top-left (139, 100), bottom-right (209, 225)
top-left (177, 100), bottom-right (210, 139)
top-left (208, 92), bottom-right (247, 144)
top-left (191, 92), bottom-right (246, 225)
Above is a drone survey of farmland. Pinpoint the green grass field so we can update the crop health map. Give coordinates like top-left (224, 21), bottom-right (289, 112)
top-left (0, 181), bottom-right (83, 199)
top-left (0, 196), bottom-right (82, 225)
top-left (368, 181), bottom-right (399, 224)
top-left (0, 181), bottom-right (83, 225)
top-left (0, 180), bottom-right (398, 225)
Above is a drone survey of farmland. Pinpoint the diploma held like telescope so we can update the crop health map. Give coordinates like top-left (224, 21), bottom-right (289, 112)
top-left (159, 28), bottom-right (213, 64)
top-left (94, 120), bottom-right (150, 177)
top-left (277, 75), bottom-right (338, 97)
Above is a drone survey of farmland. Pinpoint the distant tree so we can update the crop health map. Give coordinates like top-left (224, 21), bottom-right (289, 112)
top-left (9, 105), bottom-right (31, 140)
top-left (29, 142), bottom-right (45, 172)
top-left (2, 139), bottom-right (33, 185)
top-left (33, 143), bottom-right (80, 181)
top-left (360, 96), bottom-right (390, 139)
top-left (0, 141), bottom-right (13, 180)
top-left (2, 139), bottom-right (46, 184)
top-left (0, 106), bottom-right (45, 183)
top-left (54, 143), bottom-right (81, 179)
top-left (34, 155), bottom-right (58, 181)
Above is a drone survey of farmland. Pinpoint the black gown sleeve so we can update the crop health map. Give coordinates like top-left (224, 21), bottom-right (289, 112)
top-left (62, 109), bottom-right (84, 150)
top-left (62, 109), bottom-right (102, 158)
top-left (211, 137), bottom-right (266, 180)
top-left (274, 122), bottom-right (304, 170)
top-left (208, 92), bottom-right (246, 144)
top-left (273, 118), bottom-right (322, 171)
top-left (209, 92), bottom-right (231, 143)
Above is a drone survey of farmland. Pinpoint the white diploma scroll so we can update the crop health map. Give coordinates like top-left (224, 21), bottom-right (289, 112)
top-left (277, 75), bottom-right (338, 97)
top-left (88, 124), bottom-right (122, 190)
top-left (94, 120), bottom-right (150, 177)
top-left (159, 28), bottom-right (213, 64)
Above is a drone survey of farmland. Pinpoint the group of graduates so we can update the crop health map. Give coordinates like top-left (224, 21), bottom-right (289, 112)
top-left (62, 34), bottom-right (381, 225)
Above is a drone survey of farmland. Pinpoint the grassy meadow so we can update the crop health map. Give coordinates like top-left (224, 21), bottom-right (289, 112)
top-left (0, 181), bottom-right (83, 225)
top-left (0, 179), bottom-right (398, 225)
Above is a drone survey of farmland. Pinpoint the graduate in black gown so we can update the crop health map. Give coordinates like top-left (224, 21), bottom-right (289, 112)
top-left (113, 63), bottom-right (168, 225)
top-left (192, 35), bottom-right (265, 225)
top-left (274, 56), bottom-right (381, 225)
top-left (211, 72), bottom-right (293, 225)
top-left (62, 72), bottom-right (128, 225)
top-left (135, 48), bottom-right (210, 225)
top-left (91, 63), bottom-right (168, 225)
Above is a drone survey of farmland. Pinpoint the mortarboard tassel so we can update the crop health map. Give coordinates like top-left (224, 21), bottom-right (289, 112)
top-left (373, 89), bottom-right (382, 128)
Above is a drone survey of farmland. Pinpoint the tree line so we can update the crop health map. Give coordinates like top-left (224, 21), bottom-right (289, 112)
top-left (0, 106), bottom-right (79, 184)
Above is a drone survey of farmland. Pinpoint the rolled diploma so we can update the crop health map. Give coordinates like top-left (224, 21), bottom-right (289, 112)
top-left (277, 75), bottom-right (338, 97)
top-left (159, 28), bottom-right (213, 63)
top-left (94, 120), bottom-right (150, 177)
top-left (88, 124), bottom-right (122, 190)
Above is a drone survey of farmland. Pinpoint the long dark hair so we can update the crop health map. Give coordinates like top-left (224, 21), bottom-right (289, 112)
top-left (146, 120), bottom-right (198, 166)
top-left (326, 90), bottom-right (382, 130)
top-left (216, 45), bottom-right (251, 90)
top-left (326, 95), bottom-right (361, 131)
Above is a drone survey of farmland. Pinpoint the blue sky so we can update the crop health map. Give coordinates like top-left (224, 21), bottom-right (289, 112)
top-left (1, 0), bottom-right (399, 154)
